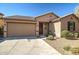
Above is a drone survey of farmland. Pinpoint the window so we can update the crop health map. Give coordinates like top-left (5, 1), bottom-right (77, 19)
top-left (67, 21), bottom-right (75, 31)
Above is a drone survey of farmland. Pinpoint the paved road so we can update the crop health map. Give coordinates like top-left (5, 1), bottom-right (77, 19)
top-left (0, 38), bottom-right (61, 55)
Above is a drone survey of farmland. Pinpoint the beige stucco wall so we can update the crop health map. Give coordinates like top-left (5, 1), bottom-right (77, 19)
top-left (61, 15), bottom-right (79, 32)
top-left (3, 21), bottom-right (7, 37)
top-left (52, 21), bottom-right (61, 37)
top-left (36, 21), bottom-right (39, 36)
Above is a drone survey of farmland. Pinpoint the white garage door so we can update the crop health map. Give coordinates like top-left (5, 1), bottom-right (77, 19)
top-left (7, 23), bottom-right (36, 37)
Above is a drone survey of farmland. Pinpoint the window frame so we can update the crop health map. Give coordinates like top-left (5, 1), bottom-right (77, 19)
top-left (67, 21), bottom-right (75, 31)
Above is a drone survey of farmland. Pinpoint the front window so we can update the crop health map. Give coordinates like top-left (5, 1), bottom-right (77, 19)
top-left (67, 21), bottom-right (75, 31)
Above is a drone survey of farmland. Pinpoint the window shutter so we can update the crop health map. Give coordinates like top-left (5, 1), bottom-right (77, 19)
top-left (73, 22), bottom-right (75, 31)
top-left (67, 21), bottom-right (75, 31)
top-left (68, 22), bottom-right (70, 31)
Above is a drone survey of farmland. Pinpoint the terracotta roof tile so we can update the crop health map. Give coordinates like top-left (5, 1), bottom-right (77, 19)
top-left (5, 15), bottom-right (35, 21)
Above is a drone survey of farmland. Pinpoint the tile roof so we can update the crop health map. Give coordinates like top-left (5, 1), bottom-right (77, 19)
top-left (35, 12), bottom-right (59, 18)
top-left (4, 15), bottom-right (35, 21)
top-left (52, 13), bottom-right (79, 22)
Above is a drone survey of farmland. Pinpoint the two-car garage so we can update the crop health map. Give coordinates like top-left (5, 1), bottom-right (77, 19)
top-left (7, 22), bottom-right (36, 37)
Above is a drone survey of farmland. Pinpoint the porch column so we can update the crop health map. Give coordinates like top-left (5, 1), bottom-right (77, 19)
top-left (49, 22), bottom-right (52, 34)
top-left (36, 21), bottom-right (39, 37)
top-left (43, 23), bottom-right (46, 36)
top-left (3, 21), bottom-right (7, 38)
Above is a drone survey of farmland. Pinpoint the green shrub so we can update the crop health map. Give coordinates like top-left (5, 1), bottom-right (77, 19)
top-left (61, 30), bottom-right (74, 39)
top-left (71, 47), bottom-right (79, 55)
top-left (46, 35), bottom-right (54, 40)
top-left (48, 31), bottom-right (52, 35)
top-left (46, 32), bottom-right (55, 37)
top-left (63, 46), bottom-right (71, 51)
top-left (66, 32), bottom-right (74, 37)
top-left (61, 30), bottom-right (79, 39)
top-left (63, 46), bottom-right (79, 54)
top-left (61, 30), bottom-right (69, 37)
top-left (67, 32), bottom-right (75, 39)
top-left (0, 27), bottom-right (3, 35)
top-left (74, 33), bottom-right (79, 38)
top-left (77, 32), bottom-right (79, 37)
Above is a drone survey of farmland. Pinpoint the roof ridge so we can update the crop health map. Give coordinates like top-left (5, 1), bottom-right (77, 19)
top-left (6, 15), bottom-right (34, 18)
top-left (35, 12), bottom-right (59, 18)
top-left (4, 15), bottom-right (35, 21)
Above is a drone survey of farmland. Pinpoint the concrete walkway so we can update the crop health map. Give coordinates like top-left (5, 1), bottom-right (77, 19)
top-left (0, 38), bottom-right (61, 55)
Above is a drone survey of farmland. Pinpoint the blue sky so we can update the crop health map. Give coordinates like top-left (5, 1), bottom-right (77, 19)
top-left (0, 3), bottom-right (78, 17)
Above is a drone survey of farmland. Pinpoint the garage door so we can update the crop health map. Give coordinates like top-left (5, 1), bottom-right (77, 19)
top-left (7, 23), bottom-right (36, 37)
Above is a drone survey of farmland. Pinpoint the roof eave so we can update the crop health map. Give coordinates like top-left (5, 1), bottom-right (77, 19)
top-left (3, 17), bottom-right (36, 22)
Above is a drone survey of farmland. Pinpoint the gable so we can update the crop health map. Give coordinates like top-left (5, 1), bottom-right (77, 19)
top-left (60, 14), bottom-right (79, 32)
top-left (52, 14), bottom-right (79, 23)
top-left (61, 14), bottom-right (79, 22)
top-left (35, 13), bottom-right (59, 22)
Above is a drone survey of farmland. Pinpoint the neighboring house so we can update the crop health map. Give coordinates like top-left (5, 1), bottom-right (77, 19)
top-left (0, 12), bottom-right (79, 38)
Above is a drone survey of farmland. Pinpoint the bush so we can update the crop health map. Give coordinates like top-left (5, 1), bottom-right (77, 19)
top-left (71, 47), bottom-right (79, 55)
top-left (63, 46), bottom-right (79, 54)
top-left (46, 35), bottom-right (54, 40)
top-left (63, 46), bottom-right (71, 51)
top-left (61, 30), bottom-right (79, 39)
top-left (61, 30), bottom-right (74, 39)
top-left (48, 31), bottom-right (52, 35)
top-left (61, 30), bottom-right (69, 37)
top-left (46, 32), bottom-right (55, 37)
top-left (66, 32), bottom-right (74, 39)
top-left (0, 27), bottom-right (3, 35)
top-left (74, 33), bottom-right (79, 38)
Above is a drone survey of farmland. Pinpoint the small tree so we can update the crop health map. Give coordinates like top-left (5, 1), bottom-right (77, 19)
top-left (0, 26), bottom-right (3, 35)
top-left (74, 6), bottom-right (79, 18)
top-left (61, 30), bottom-right (74, 39)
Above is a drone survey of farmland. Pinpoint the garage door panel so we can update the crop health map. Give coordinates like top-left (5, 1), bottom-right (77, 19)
top-left (7, 23), bottom-right (36, 37)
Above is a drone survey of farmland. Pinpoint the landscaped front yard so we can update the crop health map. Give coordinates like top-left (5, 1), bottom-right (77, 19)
top-left (44, 38), bottom-right (79, 55)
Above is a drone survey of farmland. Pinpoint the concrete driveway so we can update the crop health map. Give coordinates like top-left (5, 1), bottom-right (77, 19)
top-left (0, 38), bottom-right (61, 55)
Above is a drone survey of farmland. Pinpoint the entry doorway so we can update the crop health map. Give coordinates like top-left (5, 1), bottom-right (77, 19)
top-left (39, 22), bottom-right (43, 35)
top-left (44, 23), bottom-right (49, 36)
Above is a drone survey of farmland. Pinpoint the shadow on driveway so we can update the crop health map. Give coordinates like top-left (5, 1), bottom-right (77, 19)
top-left (4, 36), bottom-right (46, 40)
top-left (0, 37), bottom-right (5, 43)
top-left (0, 36), bottom-right (46, 43)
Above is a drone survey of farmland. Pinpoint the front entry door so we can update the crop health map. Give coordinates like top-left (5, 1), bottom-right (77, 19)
top-left (39, 23), bottom-right (43, 35)
top-left (44, 23), bottom-right (49, 36)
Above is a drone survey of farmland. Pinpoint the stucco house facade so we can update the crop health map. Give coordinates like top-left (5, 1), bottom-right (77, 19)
top-left (0, 12), bottom-right (79, 38)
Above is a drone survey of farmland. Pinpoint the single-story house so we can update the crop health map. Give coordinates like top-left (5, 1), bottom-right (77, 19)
top-left (0, 12), bottom-right (79, 38)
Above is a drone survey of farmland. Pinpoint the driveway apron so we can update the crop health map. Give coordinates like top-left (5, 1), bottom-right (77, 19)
top-left (0, 38), bottom-right (61, 55)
